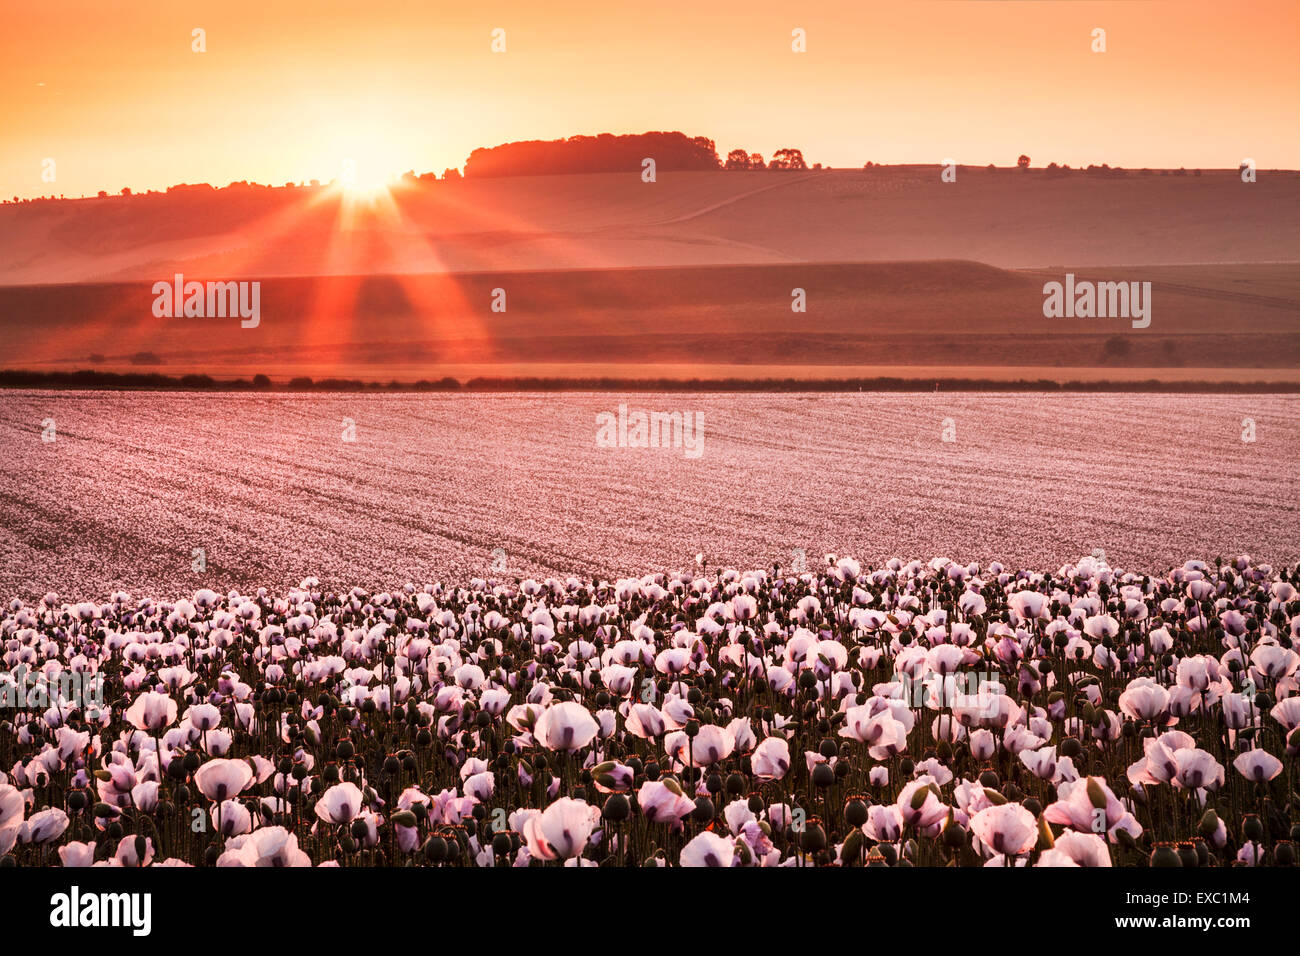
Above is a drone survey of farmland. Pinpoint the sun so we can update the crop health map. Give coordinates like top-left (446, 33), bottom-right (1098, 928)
top-left (335, 158), bottom-right (398, 199)
top-left (338, 174), bottom-right (391, 199)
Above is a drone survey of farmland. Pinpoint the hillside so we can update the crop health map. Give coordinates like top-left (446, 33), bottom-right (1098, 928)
top-left (2, 167), bottom-right (1297, 385)
top-left (2, 167), bottom-right (1297, 287)
top-left (1, 260), bottom-right (1297, 383)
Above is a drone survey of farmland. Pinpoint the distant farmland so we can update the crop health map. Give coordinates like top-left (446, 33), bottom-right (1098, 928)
top-left (3, 168), bottom-right (1295, 386)
top-left (0, 260), bottom-right (1296, 385)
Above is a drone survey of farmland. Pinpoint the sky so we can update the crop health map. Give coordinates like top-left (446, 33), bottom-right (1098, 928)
top-left (4, 0), bottom-right (1298, 199)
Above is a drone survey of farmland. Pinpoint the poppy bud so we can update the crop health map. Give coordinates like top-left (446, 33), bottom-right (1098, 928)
top-left (391, 810), bottom-right (417, 828)
top-left (603, 793), bottom-right (630, 822)
top-left (983, 788), bottom-right (1007, 806)
top-left (812, 762), bottom-right (835, 789)
top-left (842, 828), bottom-right (864, 863)
top-left (1198, 809), bottom-right (1220, 839)
top-left (1150, 843), bottom-right (1181, 867)
top-left (844, 798), bottom-right (868, 828)
top-left (798, 820), bottom-right (826, 852)
top-left (1243, 814), bottom-right (1264, 842)
top-left (692, 797), bottom-right (714, 823)
top-left (725, 773), bottom-right (746, 796)
top-left (978, 769), bottom-right (999, 788)
top-left (492, 830), bottom-right (513, 856)
top-left (1276, 841), bottom-right (1295, 866)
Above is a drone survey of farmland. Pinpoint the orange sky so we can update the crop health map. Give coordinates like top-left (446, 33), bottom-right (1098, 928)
top-left (4, 0), bottom-right (1297, 200)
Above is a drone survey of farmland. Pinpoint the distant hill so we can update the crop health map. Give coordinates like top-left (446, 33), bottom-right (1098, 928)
top-left (2, 165), bottom-right (1296, 387)
top-left (2, 167), bottom-right (1298, 286)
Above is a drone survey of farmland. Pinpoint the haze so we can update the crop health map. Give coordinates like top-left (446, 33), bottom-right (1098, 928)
top-left (5, 0), bottom-right (1298, 200)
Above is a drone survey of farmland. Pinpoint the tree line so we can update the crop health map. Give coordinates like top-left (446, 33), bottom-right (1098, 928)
top-left (3, 369), bottom-right (1294, 394)
top-left (462, 132), bottom-right (810, 177)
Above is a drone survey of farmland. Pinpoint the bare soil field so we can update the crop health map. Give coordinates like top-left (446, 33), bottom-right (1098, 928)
top-left (1, 390), bottom-right (1295, 599)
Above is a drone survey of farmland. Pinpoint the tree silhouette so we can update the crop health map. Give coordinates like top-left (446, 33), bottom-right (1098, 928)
top-left (725, 149), bottom-right (750, 170)
top-left (771, 148), bottom-right (807, 171)
top-left (1017, 155), bottom-right (1031, 169)
top-left (463, 132), bottom-right (722, 177)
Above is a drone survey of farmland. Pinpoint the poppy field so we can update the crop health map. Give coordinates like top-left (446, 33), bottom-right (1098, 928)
top-left (2, 552), bottom-right (1297, 868)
